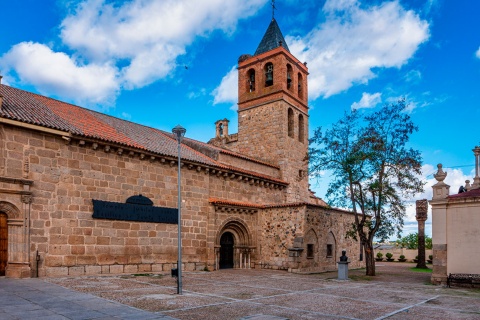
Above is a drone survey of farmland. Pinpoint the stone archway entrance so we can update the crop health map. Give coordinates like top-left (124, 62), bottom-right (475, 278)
top-left (215, 218), bottom-right (254, 270)
top-left (0, 212), bottom-right (7, 276)
top-left (219, 232), bottom-right (234, 269)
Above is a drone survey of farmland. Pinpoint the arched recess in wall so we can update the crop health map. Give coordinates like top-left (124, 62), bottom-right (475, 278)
top-left (287, 108), bottom-right (294, 138)
top-left (265, 62), bottom-right (274, 87)
top-left (326, 231), bottom-right (336, 260)
top-left (247, 68), bottom-right (256, 92)
top-left (0, 202), bottom-right (21, 220)
top-left (216, 218), bottom-right (253, 269)
top-left (216, 218), bottom-right (252, 247)
top-left (0, 202), bottom-right (22, 276)
top-left (298, 114), bottom-right (304, 143)
top-left (304, 228), bottom-right (318, 259)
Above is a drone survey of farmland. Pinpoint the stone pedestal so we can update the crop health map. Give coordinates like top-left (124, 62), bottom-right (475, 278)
top-left (337, 261), bottom-right (349, 280)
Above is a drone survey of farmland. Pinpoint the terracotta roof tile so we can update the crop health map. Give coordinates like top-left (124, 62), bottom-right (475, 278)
top-left (448, 188), bottom-right (480, 199)
top-left (0, 84), bottom-right (287, 184)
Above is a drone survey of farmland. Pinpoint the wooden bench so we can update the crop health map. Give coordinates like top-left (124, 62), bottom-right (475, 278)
top-left (447, 273), bottom-right (480, 288)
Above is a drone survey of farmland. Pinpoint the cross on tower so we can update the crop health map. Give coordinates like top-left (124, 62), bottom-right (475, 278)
top-left (272, 0), bottom-right (276, 19)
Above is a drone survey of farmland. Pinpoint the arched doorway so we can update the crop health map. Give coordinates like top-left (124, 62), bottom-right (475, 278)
top-left (219, 232), bottom-right (234, 269)
top-left (0, 212), bottom-right (7, 276)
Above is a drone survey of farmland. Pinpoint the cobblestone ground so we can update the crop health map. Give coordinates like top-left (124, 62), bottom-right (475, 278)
top-left (45, 262), bottom-right (480, 320)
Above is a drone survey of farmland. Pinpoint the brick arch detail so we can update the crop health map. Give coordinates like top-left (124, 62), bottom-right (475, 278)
top-left (0, 202), bottom-right (21, 220)
top-left (216, 218), bottom-right (252, 248)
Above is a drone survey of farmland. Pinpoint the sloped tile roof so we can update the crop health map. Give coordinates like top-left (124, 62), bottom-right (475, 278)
top-left (0, 84), bottom-right (288, 184)
top-left (254, 18), bottom-right (290, 56)
top-left (0, 85), bottom-right (215, 166)
top-left (448, 188), bottom-right (480, 199)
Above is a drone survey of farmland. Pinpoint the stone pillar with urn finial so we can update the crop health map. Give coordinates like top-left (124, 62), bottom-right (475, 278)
top-left (429, 163), bottom-right (450, 284)
top-left (416, 199), bottom-right (428, 269)
top-left (471, 146), bottom-right (480, 189)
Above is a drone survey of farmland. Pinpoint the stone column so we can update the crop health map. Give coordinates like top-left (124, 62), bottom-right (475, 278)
top-left (416, 199), bottom-right (428, 269)
top-left (429, 163), bottom-right (450, 284)
top-left (472, 146), bottom-right (480, 189)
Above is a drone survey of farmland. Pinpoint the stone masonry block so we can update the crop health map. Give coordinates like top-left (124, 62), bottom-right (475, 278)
top-left (85, 266), bottom-right (102, 275)
top-left (46, 267), bottom-right (69, 277)
top-left (110, 265), bottom-right (124, 274)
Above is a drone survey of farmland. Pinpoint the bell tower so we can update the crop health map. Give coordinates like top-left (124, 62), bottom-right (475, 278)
top-left (235, 18), bottom-right (309, 203)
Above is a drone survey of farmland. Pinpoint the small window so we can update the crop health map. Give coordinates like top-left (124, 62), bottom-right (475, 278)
top-left (265, 63), bottom-right (273, 87)
top-left (327, 244), bottom-right (333, 257)
top-left (287, 108), bottom-right (294, 138)
top-left (307, 244), bottom-right (314, 259)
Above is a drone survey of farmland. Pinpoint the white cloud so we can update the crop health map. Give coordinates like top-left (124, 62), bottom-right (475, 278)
top-left (404, 69), bottom-right (422, 83)
top-left (287, 0), bottom-right (430, 99)
top-left (0, 42), bottom-right (118, 105)
top-left (351, 92), bottom-right (381, 109)
top-left (1, 0), bottom-right (267, 105)
top-left (476, 46), bottom-right (480, 59)
top-left (60, 0), bottom-right (267, 89)
top-left (212, 66), bottom-right (238, 108)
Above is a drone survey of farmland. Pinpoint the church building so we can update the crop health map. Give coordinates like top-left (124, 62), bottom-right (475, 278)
top-left (0, 18), bottom-right (362, 278)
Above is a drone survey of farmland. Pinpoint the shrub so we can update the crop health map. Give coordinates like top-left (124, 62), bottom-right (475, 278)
top-left (429, 255), bottom-right (433, 260)
top-left (399, 255), bottom-right (405, 259)
top-left (376, 252), bottom-right (383, 259)
top-left (385, 253), bottom-right (393, 259)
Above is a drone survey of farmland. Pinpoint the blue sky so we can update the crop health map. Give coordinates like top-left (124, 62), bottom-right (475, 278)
top-left (1, 0), bottom-right (479, 238)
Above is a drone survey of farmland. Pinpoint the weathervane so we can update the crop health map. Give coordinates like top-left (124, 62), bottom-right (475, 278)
top-left (272, 0), bottom-right (276, 19)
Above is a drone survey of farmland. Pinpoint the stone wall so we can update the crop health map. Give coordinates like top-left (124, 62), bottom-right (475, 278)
top-left (216, 152), bottom-right (280, 179)
top-left (258, 205), bottom-right (361, 272)
top-left (0, 125), bottom-right (287, 277)
top-left (232, 100), bottom-right (309, 203)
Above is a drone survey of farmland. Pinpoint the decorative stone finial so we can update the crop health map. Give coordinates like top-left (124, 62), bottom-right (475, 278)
top-left (432, 163), bottom-right (450, 199)
top-left (433, 164), bottom-right (447, 183)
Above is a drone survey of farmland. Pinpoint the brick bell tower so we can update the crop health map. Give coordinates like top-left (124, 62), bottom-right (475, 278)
top-left (235, 18), bottom-right (309, 203)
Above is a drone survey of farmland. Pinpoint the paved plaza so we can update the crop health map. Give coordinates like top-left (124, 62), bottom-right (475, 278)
top-left (1, 263), bottom-right (479, 319)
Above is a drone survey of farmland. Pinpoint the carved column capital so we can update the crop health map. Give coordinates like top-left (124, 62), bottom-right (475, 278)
top-left (21, 194), bottom-right (32, 204)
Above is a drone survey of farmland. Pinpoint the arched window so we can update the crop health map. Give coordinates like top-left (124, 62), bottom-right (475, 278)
top-left (265, 62), bottom-right (273, 87)
top-left (247, 69), bottom-right (255, 92)
top-left (298, 114), bottom-right (304, 143)
top-left (297, 73), bottom-right (303, 98)
top-left (288, 108), bottom-right (294, 138)
top-left (286, 64), bottom-right (293, 90)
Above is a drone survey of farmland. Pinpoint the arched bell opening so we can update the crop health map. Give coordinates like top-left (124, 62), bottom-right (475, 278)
top-left (264, 62), bottom-right (274, 87)
top-left (286, 64), bottom-right (293, 90)
top-left (247, 69), bottom-right (256, 92)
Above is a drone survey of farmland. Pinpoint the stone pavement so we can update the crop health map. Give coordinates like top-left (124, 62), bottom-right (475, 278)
top-left (2, 263), bottom-right (480, 319)
top-left (0, 277), bottom-right (176, 320)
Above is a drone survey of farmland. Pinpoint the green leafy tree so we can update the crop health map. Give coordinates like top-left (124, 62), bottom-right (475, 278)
top-left (397, 232), bottom-right (432, 249)
top-left (309, 99), bottom-right (424, 276)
